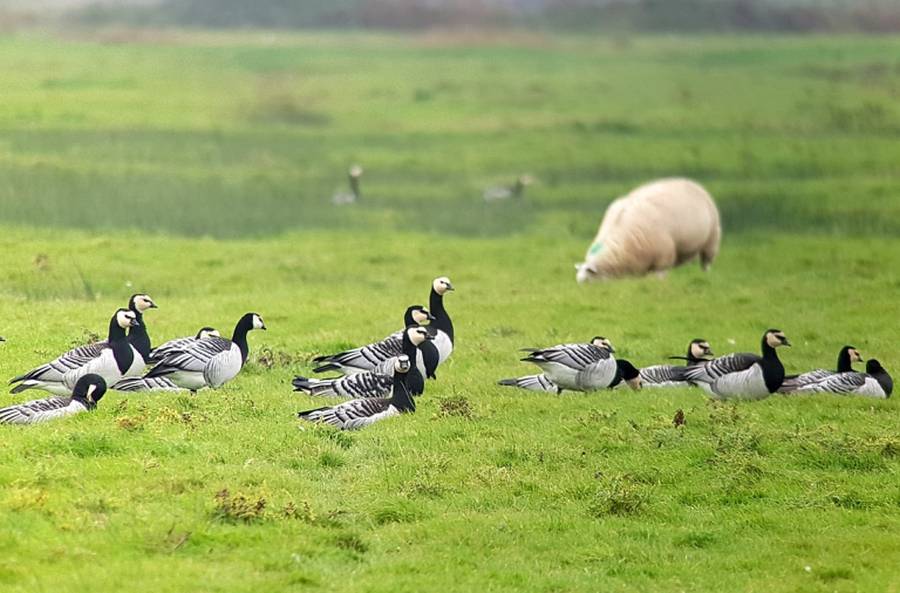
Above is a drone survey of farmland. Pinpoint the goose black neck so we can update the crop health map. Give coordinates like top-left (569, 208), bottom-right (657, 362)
top-left (760, 337), bottom-right (785, 393)
top-left (836, 348), bottom-right (854, 373)
top-left (390, 372), bottom-right (416, 412)
top-left (127, 310), bottom-right (151, 358)
top-left (231, 316), bottom-right (253, 363)
top-left (350, 176), bottom-right (360, 199)
top-left (108, 316), bottom-right (128, 342)
top-left (429, 288), bottom-right (454, 341)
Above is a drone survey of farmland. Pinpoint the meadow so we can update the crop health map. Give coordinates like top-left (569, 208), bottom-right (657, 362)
top-left (0, 30), bottom-right (899, 592)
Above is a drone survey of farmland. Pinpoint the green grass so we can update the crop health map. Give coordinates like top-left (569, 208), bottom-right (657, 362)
top-left (0, 30), bottom-right (899, 592)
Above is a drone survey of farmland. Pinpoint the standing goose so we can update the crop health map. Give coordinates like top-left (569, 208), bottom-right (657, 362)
top-left (331, 165), bottom-right (363, 206)
top-left (429, 277), bottom-right (455, 365)
top-left (293, 326), bottom-right (433, 398)
top-left (787, 358), bottom-right (892, 398)
top-left (10, 309), bottom-right (143, 396)
top-left (684, 329), bottom-right (790, 400)
top-left (0, 374), bottom-right (106, 425)
top-left (298, 355), bottom-right (415, 430)
top-left (778, 345), bottom-right (863, 393)
top-left (148, 327), bottom-right (221, 364)
top-left (640, 339), bottom-right (714, 387)
top-left (498, 374), bottom-right (561, 394)
top-left (520, 337), bottom-right (617, 392)
top-left (144, 313), bottom-right (265, 392)
top-left (312, 305), bottom-right (437, 377)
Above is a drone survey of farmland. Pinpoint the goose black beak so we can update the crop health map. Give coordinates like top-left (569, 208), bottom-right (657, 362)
top-left (426, 312), bottom-right (436, 321)
top-left (129, 319), bottom-right (141, 327)
top-left (425, 334), bottom-right (435, 341)
top-left (0, 336), bottom-right (5, 342)
top-left (149, 302), bottom-right (158, 309)
top-left (446, 284), bottom-right (455, 291)
top-left (260, 323), bottom-right (268, 331)
top-left (782, 339), bottom-right (791, 347)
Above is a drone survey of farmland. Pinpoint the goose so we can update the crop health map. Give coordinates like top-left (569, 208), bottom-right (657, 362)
top-left (787, 358), bottom-right (892, 398)
top-left (44, 293), bottom-right (158, 370)
top-left (429, 277), bottom-right (455, 365)
top-left (10, 309), bottom-right (144, 396)
top-left (331, 165), bottom-right (363, 206)
top-left (483, 175), bottom-right (534, 202)
top-left (498, 374), bottom-right (561, 394)
top-left (0, 374), bottom-right (106, 425)
top-left (778, 345), bottom-right (862, 393)
top-left (148, 327), bottom-right (220, 364)
top-left (520, 336), bottom-right (617, 392)
top-left (312, 305), bottom-right (438, 378)
top-left (608, 359), bottom-right (643, 390)
top-left (298, 355), bottom-right (415, 430)
top-left (294, 326), bottom-right (433, 398)
top-left (640, 339), bottom-right (714, 387)
top-left (143, 313), bottom-right (265, 392)
top-left (684, 329), bottom-right (790, 400)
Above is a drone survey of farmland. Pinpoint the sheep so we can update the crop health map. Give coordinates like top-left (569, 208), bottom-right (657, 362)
top-left (575, 178), bottom-right (720, 283)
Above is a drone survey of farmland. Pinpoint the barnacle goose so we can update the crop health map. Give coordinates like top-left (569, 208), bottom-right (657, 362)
top-left (778, 345), bottom-right (862, 393)
top-left (149, 327), bottom-right (220, 364)
top-left (787, 358), bottom-right (892, 398)
top-left (684, 329), bottom-right (790, 400)
top-left (332, 165), bottom-right (363, 206)
top-left (144, 313), bottom-right (265, 392)
top-left (608, 359), bottom-right (643, 390)
top-left (298, 355), bottom-right (415, 430)
top-left (293, 326), bottom-right (433, 398)
top-left (519, 336), bottom-right (617, 392)
top-left (639, 339), bottom-right (714, 387)
top-left (312, 305), bottom-right (438, 378)
top-left (10, 309), bottom-right (144, 396)
top-left (483, 175), bottom-right (534, 202)
top-left (0, 374), bottom-right (106, 425)
top-left (429, 277), bottom-right (455, 365)
top-left (498, 374), bottom-right (561, 394)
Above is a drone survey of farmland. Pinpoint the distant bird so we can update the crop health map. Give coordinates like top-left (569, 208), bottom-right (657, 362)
top-left (39, 293), bottom-right (157, 372)
top-left (684, 329), bottom-right (790, 400)
top-left (483, 175), bottom-right (534, 202)
top-left (298, 355), bottom-right (415, 430)
top-left (429, 276), bottom-right (455, 365)
top-left (149, 327), bottom-right (221, 364)
top-left (608, 359), bottom-right (643, 390)
top-left (779, 345), bottom-right (863, 393)
top-left (498, 374), bottom-right (561, 394)
top-left (10, 309), bottom-right (144, 396)
top-left (294, 326), bottom-right (433, 398)
top-left (312, 305), bottom-right (437, 378)
top-left (640, 339), bottom-right (714, 387)
top-left (144, 313), bottom-right (266, 392)
top-left (520, 337), bottom-right (617, 392)
top-left (786, 358), bottom-right (892, 398)
top-left (332, 165), bottom-right (363, 206)
top-left (0, 374), bottom-right (106, 425)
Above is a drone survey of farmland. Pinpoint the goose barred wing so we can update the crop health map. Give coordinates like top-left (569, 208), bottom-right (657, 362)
top-left (113, 376), bottom-right (183, 392)
top-left (149, 337), bottom-right (200, 363)
top-left (796, 372), bottom-right (867, 394)
top-left (0, 396), bottom-right (79, 424)
top-left (292, 372), bottom-right (392, 398)
top-left (312, 331), bottom-right (403, 373)
top-left (151, 337), bottom-right (234, 373)
top-left (299, 397), bottom-right (392, 430)
top-left (779, 369), bottom-right (834, 393)
top-left (523, 344), bottom-right (611, 371)
top-left (12, 341), bottom-right (109, 383)
top-left (498, 374), bottom-right (560, 393)
top-left (640, 364), bottom-right (688, 385)
top-left (685, 353), bottom-right (761, 384)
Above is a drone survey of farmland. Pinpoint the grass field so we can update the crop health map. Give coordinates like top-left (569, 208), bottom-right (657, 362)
top-left (0, 30), bottom-right (899, 592)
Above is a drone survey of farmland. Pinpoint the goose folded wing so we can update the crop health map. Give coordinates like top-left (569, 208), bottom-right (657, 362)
top-left (300, 397), bottom-right (391, 428)
top-left (154, 338), bottom-right (234, 372)
top-left (805, 372), bottom-right (867, 394)
top-left (780, 368), bottom-right (834, 391)
top-left (315, 332), bottom-right (404, 368)
top-left (528, 344), bottom-right (611, 370)
top-left (685, 353), bottom-right (761, 383)
top-left (0, 396), bottom-right (73, 424)
top-left (15, 342), bottom-right (109, 382)
top-left (498, 374), bottom-right (559, 393)
top-left (640, 364), bottom-right (687, 384)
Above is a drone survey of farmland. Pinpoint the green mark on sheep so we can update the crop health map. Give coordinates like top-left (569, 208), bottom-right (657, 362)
top-left (589, 242), bottom-right (604, 255)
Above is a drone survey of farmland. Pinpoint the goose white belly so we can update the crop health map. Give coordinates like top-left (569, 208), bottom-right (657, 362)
top-left (848, 378), bottom-right (887, 398)
top-left (706, 365), bottom-right (771, 400)
top-left (203, 344), bottom-right (244, 388)
top-left (61, 348), bottom-right (133, 394)
top-left (164, 370), bottom-right (210, 391)
top-left (344, 405), bottom-right (400, 430)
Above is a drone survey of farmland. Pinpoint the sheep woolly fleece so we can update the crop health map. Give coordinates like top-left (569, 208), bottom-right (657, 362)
top-left (576, 178), bottom-right (721, 282)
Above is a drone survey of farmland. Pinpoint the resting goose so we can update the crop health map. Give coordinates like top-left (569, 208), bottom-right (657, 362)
top-left (294, 326), bottom-right (433, 398)
top-left (144, 313), bottom-right (265, 392)
top-left (787, 358), bottom-right (892, 398)
top-left (429, 277), bottom-right (455, 365)
top-left (149, 327), bottom-right (220, 364)
top-left (298, 355), bottom-right (415, 430)
top-left (520, 336), bottom-right (617, 392)
top-left (684, 329), bottom-right (790, 400)
top-left (0, 374), bottom-right (106, 425)
top-left (10, 309), bottom-right (143, 396)
top-left (483, 175), bottom-right (534, 202)
top-left (498, 374), bottom-right (561, 394)
top-left (640, 339), bottom-right (714, 387)
top-left (312, 305), bottom-right (438, 378)
top-left (779, 345), bottom-right (862, 393)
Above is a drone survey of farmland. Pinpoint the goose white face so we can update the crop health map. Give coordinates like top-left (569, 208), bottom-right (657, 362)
top-left (766, 330), bottom-right (790, 348)
top-left (133, 294), bottom-right (157, 312)
top-left (848, 348), bottom-right (863, 363)
top-left (86, 383), bottom-right (98, 403)
top-left (691, 341), bottom-right (714, 359)
top-left (591, 336), bottom-right (614, 352)
top-left (433, 277), bottom-right (454, 295)
top-left (252, 314), bottom-right (266, 330)
top-left (626, 376), bottom-right (642, 391)
top-left (395, 355), bottom-right (411, 373)
top-left (117, 309), bottom-right (139, 329)
top-left (411, 308), bottom-right (430, 324)
top-left (407, 326), bottom-right (431, 346)
top-left (349, 165), bottom-right (363, 178)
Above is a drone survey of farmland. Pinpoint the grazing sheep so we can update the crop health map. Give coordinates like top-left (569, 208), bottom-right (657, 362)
top-left (575, 178), bottom-right (720, 283)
